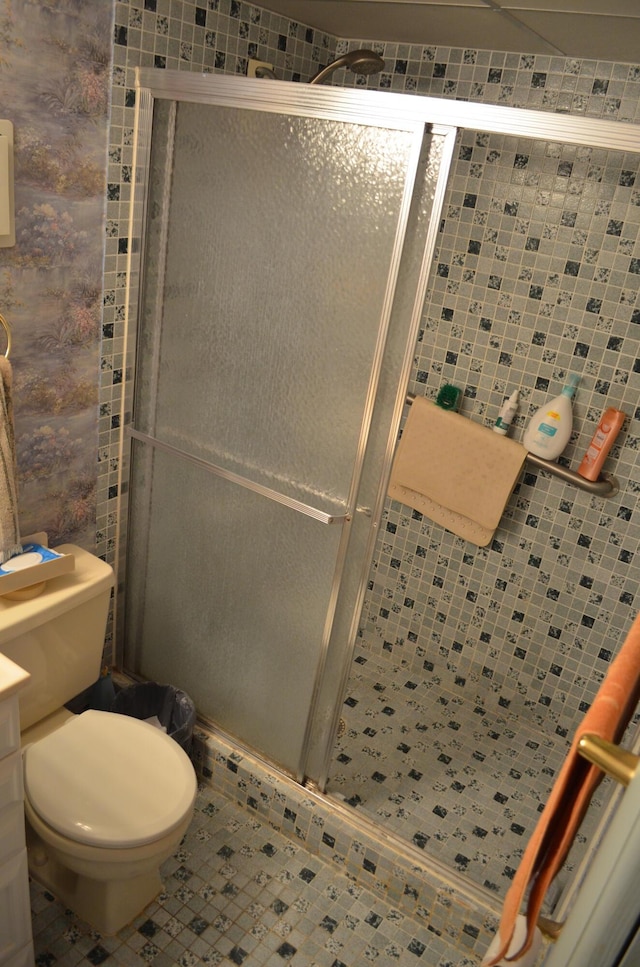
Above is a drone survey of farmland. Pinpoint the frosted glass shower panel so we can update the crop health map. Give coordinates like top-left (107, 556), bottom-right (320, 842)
top-left (125, 442), bottom-right (343, 770)
top-left (139, 102), bottom-right (418, 508)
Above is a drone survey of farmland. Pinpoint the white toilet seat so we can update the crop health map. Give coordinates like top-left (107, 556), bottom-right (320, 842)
top-left (24, 709), bottom-right (197, 849)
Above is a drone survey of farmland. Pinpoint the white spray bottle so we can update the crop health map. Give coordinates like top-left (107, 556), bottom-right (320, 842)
top-left (523, 374), bottom-right (580, 460)
top-left (493, 390), bottom-right (520, 436)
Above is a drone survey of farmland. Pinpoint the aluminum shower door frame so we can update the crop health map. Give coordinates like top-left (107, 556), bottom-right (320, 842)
top-left (137, 68), bottom-right (640, 152)
top-left (119, 68), bottom-right (451, 779)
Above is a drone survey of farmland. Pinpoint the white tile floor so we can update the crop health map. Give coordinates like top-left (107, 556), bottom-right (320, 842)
top-left (31, 787), bottom-right (486, 967)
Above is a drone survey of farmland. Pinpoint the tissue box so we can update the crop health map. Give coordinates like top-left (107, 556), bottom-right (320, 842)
top-left (0, 539), bottom-right (74, 595)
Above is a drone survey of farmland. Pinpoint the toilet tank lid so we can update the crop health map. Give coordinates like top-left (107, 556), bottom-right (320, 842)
top-left (0, 545), bottom-right (114, 646)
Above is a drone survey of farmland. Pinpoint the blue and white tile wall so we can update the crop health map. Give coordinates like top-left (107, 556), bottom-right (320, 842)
top-left (346, 88), bottom-right (640, 744)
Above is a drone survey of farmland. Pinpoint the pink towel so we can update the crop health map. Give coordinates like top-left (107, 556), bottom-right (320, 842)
top-left (484, 608), bottom-right (640, 965)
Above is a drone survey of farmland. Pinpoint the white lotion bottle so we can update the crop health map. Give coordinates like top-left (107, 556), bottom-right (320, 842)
top-left (523, 374), bottom-right (580, 460)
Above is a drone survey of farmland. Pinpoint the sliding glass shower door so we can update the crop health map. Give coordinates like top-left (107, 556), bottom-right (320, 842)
top-left (121, 73), bottom-right (454, 779)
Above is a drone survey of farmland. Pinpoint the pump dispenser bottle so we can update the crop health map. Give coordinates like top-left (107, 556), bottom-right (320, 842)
top-left (523, 374), bottom-right (580, 460)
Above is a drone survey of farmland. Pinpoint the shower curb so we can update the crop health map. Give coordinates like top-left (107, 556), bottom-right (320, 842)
top-left (190, 722), bottom-right (519, 963)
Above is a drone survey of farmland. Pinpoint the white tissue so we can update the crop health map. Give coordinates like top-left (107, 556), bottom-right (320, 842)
top-left (482, 915), bottom-right (543, 967)
top-left (144, 715), bottom-right (167, 733)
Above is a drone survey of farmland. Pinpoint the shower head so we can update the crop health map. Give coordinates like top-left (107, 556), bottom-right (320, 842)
top-left (308, 49), bottom-right (385, 86)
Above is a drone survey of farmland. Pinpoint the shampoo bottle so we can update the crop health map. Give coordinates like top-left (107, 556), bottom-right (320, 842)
top-left (577, 407), bottom-right (625, 480)
top-left (523, 374), bottom-right (580, 460)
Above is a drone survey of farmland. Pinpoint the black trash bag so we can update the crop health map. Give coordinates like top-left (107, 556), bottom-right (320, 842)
top-left (110, 682), bottom-right (196, 753)
top-left (87, 667), bottom-right (117, 711)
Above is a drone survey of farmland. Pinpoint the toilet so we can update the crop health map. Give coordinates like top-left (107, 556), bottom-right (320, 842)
top-left (0, 544), bottom-right (198, 936)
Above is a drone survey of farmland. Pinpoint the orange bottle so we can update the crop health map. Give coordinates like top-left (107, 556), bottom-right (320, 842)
top-left (577, 407), bottom-right (625, 480)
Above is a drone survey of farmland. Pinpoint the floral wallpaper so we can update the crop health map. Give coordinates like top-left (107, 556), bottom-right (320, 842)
top-left (0, 0), bottom-right (112, 549)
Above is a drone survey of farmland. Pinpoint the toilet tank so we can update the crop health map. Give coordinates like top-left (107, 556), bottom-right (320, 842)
top-left (0, 544), bottom-right (114, 731)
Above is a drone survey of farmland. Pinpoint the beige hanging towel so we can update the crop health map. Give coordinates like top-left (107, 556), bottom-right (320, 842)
top-left (0, 355), bottom-right (21, 564)
top-left (388, 397), bottom-right (527, 547)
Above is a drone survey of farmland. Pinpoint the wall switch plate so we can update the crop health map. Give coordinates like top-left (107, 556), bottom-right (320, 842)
top-left (247, 59), bottom-right (274, 78)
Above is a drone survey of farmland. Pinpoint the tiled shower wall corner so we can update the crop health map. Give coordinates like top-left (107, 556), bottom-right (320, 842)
top-left (102, 0), bottom-right (640, 899)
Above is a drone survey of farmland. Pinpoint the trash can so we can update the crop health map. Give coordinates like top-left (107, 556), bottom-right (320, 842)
top-left (110, 682), bottom-right (196, 753)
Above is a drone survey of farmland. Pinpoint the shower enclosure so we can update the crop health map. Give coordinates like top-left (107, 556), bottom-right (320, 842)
top-left (119, 68), bottom-right (640, 924)
top-left (120, 70), bottom-right (457, 780)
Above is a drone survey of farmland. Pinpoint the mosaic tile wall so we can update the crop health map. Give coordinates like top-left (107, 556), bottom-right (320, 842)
top-left (304, 41), bottom-right (640, 744)
top-left (341, 45), bottom-right (640, 123)
top-left (353, 130), bottom-right (640, 740)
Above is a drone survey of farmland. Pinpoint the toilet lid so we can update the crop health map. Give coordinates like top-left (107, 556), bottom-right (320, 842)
top-left (23, 709), bottom-right (197, 848)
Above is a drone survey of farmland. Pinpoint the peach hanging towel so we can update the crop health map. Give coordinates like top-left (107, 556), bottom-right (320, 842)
top-left (388, 397), bottom-right (527, 547)
top-left (484, 608), bottom-right (640, 965)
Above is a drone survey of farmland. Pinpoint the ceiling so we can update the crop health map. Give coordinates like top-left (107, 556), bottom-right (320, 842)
top-left (256, 0), bottom-right (640, 63)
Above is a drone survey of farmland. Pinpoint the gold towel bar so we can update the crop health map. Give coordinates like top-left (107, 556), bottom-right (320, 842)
top-left (0, 312), bottom-right (11, 359)
top-left (404, 393), bottom-right (619, 499)
top-left (577, 734), bottom-right (639, 787)
top-left (535, 736), bottom-right (640, 943)
top-left (534, 736), bottom-right (640, 943)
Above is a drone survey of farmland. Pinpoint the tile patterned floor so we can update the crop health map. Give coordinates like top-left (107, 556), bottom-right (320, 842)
top-left (31, 787), bottom-right (485, 967)
top-left (327, 646), bottom-right (613, 903)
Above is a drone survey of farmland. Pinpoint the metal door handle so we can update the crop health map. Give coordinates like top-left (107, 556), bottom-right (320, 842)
top-left (536, 735), bottom-right (639, 943)
top-left (578, 734), bottom-right (640, 787)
